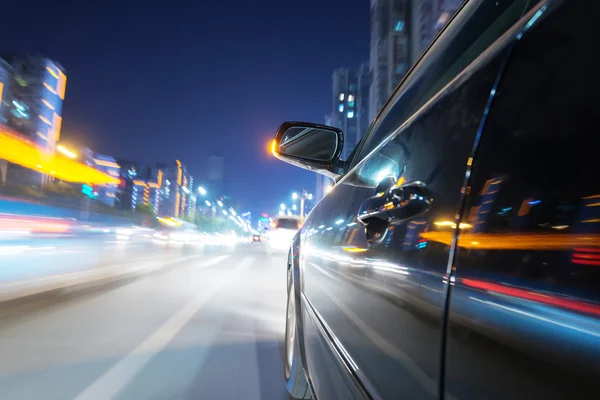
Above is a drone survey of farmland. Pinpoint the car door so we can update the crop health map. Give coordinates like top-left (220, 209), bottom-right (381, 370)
top-left (299, 0), bottom-right (532, 398)
top-left (444, 1), bottom-right (600, 399)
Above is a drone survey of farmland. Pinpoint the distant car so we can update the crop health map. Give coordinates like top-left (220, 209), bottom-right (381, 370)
top-left (272, 1), bottom-right (600, 399)
top-left (267, 216), bottom-right (300, 253)
top-left (252, 234), bottom-right (262, 243)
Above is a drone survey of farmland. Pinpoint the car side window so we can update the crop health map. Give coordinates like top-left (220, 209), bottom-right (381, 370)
top-left (353, 0), bottom-right (529, 167)
top-left (455, 0), bottom-right (600, 301)
top-left (445, 2), bottom-right (600, 398)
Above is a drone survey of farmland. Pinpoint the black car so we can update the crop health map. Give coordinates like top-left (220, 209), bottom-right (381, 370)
top-left (273, 1), bottom-right (600, 399)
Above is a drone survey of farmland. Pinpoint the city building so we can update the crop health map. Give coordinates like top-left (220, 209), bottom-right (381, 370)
top-left (115, 160), bottom-right (141, 211)
top-left (0, 57), bottom-right (14, 125)
top-left (369, 0), bottom-right (461, 121)
top-left (83, 149), bottom-right (120, 207)
top-left (1, 54), bottom-right (66, 154)
top-left (185, 175), bottom-right (195, 220)
top-left (158, 160), bottom-right (193, 218)
top-left (369, 0), bottom-right (412, 121)
top-left (0, 58), bottom-right (13, 187)
top-left (148, 166), bottom-right (165, 214)
top-left (331, 65), bottom-right (370, 161)
top-left (131, 178), bottom-right (160, 213)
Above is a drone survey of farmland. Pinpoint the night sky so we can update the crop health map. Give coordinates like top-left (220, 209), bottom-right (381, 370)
top-left (1, 0), bottom-right (369, 216)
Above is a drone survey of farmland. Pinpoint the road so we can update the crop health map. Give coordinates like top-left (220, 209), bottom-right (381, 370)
top-left (0, 245), bottom-right (291, 399)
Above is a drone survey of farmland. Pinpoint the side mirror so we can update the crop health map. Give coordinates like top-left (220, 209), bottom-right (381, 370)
top-left (272, 121), bottom-right (344, 179)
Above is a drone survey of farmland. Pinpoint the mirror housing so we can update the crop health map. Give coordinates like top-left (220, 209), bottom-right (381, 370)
top-left (272, 121), bottom-right (344, 179)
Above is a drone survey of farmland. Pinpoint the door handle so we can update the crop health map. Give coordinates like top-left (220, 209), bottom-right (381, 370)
top-left (357, 181), bottom-right (433, 226)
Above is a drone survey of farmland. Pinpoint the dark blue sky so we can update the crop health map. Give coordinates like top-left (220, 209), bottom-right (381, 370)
top-left (1, 0), bottom-right (369, 215)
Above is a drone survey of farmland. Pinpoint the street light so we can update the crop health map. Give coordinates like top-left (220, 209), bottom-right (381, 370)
top-left (280, 203), bottom-right (286, 210)
top-left (205, 200), bottom-right (212, 207)
top-left (292, 204), bottom-right (297, 211)
top-left (291, 190), bottom-right (314, 220)
top-left (198, 186), bottom-right (207, 196)
top-left (217, 200), bottom-right (223, 207)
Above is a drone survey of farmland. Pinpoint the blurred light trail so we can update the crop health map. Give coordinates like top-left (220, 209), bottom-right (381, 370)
top-left (0, 124), bottom-right (118, 185)
top-left (56, 145), bottom-right (76, 159)
top-left (0, 213), bottom-right (72, 234)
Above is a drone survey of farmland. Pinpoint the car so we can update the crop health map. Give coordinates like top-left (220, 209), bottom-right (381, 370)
top-left (266, 216), bottom-right (301, 253)
top-left (252, 234), bottom-right (262, 243)
top-left (272, 1), bottom-right (600, 399)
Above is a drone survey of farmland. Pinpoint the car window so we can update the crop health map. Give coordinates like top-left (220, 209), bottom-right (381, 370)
top-left (352, 0), bottom-right (529, 167)
top-left (445, 1), bottom-right (600, 398)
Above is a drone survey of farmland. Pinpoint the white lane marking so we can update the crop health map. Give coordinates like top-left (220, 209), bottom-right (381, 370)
top-left (196, 254), bottom-right (230, 268)
top-left (73, 255), bottom-right (253, 400)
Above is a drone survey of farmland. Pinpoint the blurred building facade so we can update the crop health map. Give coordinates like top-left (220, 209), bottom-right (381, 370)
top-left (83, 149), bottom-right (120, 207)
top-left (0, 58), bottom-right (14, 125)
top-left (0, 54), bottom-right (67, 187)
top-left (1, 54), bottom-right (66, 154)
top-left (158, 160), bottom-right (193, 219)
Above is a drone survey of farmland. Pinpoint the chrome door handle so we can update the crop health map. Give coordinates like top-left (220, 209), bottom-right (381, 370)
top-left (357, 181), bottom-right (433, 226)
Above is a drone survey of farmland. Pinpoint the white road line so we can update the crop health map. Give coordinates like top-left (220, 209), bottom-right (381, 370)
top-left (74, 255), bottom-right (254, 400)
top-left (196, 254), bottom-right (230, 269)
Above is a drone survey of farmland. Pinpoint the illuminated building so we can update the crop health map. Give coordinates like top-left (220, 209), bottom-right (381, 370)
top-left (1, 54), bottom-right (66, 154)
top-left (0, 57), bottom-right (14, 125)
top-left (114, 161), bottom-right (162, 213)
top-left (115, 160), bottom-right (141, 211)
top-left (185, 175), bottom-right (195, 219)
top-left (0, 58), bottom-right (13, 187)
top-left (83, 149), bottom-right (120, 207)
top-left (331, 64), bottom-right (370, 161)
top-left (157, 160), bottom-right (193, 218)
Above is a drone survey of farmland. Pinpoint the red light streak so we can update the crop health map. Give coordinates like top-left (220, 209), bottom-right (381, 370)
top-left (462, 278), bottom-right (600, 317)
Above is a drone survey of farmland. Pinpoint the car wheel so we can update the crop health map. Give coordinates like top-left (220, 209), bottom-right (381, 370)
top-left (285, 268), bottom-right (311, 399)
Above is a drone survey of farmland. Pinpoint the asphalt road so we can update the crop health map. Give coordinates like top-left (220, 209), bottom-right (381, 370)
top-left (0, 244), bottom-right (291, 399)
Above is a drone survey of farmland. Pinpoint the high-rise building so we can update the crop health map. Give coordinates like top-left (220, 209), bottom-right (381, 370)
top-left (83, 149), bottom-right (120, 207)
top-left (369, 0), bottom-right (412, 121)
top-left (158, 160), bottom-right (193, 218)
top-left (331, 66), bottom-right (370, 162)
top-left (0, 58), bottom-right (14, 125)
top-left (369, 0), bottom-right (461, 121)
top-left (2, 54), bottom-right (66, 154)
top-left (116, 160), bottom-right (141, 211)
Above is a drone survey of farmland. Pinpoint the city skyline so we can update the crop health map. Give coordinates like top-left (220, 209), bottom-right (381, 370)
top-left (0, 0), bottom-right (370, 217)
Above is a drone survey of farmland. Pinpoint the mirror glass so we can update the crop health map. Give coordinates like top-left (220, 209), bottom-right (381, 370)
top-left (278, 126), bottom-right (338, 162)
